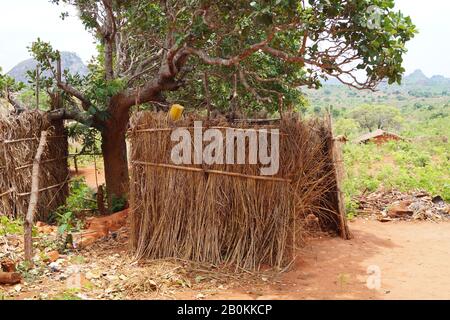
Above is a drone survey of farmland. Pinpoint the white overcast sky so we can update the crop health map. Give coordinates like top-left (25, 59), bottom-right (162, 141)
top-left (0, 0), bottom-right (449, 77)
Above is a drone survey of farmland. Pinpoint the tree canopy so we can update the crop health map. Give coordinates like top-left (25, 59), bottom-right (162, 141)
top-left (23, 0), bottom-right (416, 200)
top-left (32, 0), bottom-right (416, 118)
top-left (350, 104), bottom-right (403, 131)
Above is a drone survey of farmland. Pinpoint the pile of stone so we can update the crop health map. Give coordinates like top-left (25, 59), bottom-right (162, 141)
top-left (357, 190), bottom-right (449, 222)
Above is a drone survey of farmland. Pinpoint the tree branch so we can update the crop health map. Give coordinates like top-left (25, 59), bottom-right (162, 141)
top-left (6, 91), bottom-right (27, 113)
top-left (47, 108), bottom-right (94, 127)
top-left (57, 82), bottom-right (91, 110)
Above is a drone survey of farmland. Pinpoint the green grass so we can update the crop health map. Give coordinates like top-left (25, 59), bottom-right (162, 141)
top-left (52, 289), bottom-right (82, 300)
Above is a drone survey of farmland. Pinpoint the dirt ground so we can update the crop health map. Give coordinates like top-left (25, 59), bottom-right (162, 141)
top-left (200, 219), bottom-right (450, 300)
top-left (2, 218), bottom-right (449, 300)
top-left (71, 167), bottom-right (105, 189)
top-left (43, 167), bottom-right (449, 300)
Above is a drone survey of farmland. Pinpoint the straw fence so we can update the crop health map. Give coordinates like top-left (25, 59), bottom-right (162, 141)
top-left (129, 112), bottom-right (350, 270)
top-left (0, 111), bottom-right (69, 220)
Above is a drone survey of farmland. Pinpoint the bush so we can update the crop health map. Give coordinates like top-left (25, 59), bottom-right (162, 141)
top-left (50, 177), bottom-right (97, 234)
top-left (0, 216), bottom-right (23, 236)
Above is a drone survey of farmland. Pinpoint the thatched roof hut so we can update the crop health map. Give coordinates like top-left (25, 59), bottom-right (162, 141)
top-left (354, 129), bottom-right (403, 145)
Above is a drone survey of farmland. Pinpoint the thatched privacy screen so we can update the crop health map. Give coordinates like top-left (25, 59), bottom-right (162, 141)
top-left (129, 112), bottom-right (350, 270)
top-left (0, 111), bottom-right (69, 220)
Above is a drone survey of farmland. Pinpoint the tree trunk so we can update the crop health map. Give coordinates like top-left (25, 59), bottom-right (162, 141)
top-left (101, 112), bottom-right (130, 209)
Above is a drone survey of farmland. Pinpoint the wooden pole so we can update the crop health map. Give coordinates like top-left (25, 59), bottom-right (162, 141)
top-left (56, 53), bottom-right (63, 112)
top-left (202, 72), bottom-right (211, 121)
top-left (24, 131), bottom-right (48, 264)
top-left (56, 52), bottom-right (62, 84)
top-left (326, 113), bottom-right (352, 240)
top-left (74, 155), bottom-right (79, 174)
top-left (35, 64), bottom-right (40, 110)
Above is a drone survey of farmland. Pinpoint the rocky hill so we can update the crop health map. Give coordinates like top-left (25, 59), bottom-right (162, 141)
top-left (7, 52), bottom-right (88, 84)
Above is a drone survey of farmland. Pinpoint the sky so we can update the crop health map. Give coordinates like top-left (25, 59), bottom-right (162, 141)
top-left (0, 0), bottom-right (449, 77)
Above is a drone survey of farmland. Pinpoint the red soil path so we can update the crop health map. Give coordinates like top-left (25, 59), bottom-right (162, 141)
top-left (183, 220), bottom-right (450, 300)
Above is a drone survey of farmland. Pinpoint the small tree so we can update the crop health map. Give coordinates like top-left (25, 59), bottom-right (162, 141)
top-left (350, 104), bottom-right (403, 132)
top-left (0, 69), bottom-right (26, 112)
top-left (335, 118), bottom-right (360, 137)
top-left (29, 0), bottom-right (416, 202)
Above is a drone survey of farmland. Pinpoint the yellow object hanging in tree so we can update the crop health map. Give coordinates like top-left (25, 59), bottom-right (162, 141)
top-left (169, 104), bottom-right (184, 121)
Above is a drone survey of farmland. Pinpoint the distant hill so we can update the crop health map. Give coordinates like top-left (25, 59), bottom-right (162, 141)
top-left (403, 69), bottom-right (429, 85)
top-left (321, 69), bottom-right (450, 89)
top-left (304, 68), bottom-right (450, 111)
top-left (402, 69), bottom-right (450, 87)
top-left (7, 52), bottom-right (88, 84)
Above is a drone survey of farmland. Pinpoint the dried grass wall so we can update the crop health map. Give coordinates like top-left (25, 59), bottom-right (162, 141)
top-left (0, 111), bottom-right (69, 220)
top-left (129, 112), bottom-right (349, 270)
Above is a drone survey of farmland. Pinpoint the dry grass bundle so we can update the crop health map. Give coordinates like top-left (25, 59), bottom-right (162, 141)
top-left (0, 111), bottom-right (69, 220)
top-left (129, 112), bottom-right (348, 270)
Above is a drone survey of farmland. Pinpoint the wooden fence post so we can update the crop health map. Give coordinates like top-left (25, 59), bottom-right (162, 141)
top-left (35, 64), bottom-right (40, 110)
top-left (326, 113), bottom-right (352, 240)
top-left (24, 131), bottom-right (48, 264)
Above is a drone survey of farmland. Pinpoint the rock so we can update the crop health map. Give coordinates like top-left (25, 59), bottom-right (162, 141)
top-left (105, 287), bottom-right (115, 294)
top-left (76, 293), bottom-right (90, 300)
top-left (49, 262), bottom-right (60, 272)
top-left (37, 223), bottom-right (58, 235)
top-left (378, 217), bottom-right (394, 223)
top-left (432, 196), bottom-right (445, 206)
top-left (387, 201), bottom-right (414, 218)
top-left (44, 251), bottom-right (60, 263)
top-left (0, 272), bottom-right (22, 285)
top-left (1, 258), bottom-right (16, 272)
top-left (14, 284), bottom-right (22, 292)
top-left (119, 274), bottom-right (128, 281)
top-left (196, 293), bottom-right (205, 300)
top-left (105, 275), bottom-right (119, 282)
top-left (86, 270), bottom-right (101, 280)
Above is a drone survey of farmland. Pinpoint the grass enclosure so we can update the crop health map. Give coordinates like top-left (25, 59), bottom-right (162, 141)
top-left (129, 112), bottom-right (349, 270)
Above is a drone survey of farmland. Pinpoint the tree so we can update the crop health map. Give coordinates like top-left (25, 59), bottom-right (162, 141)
top-left (0, 69), bottom-right (26, 112)
top-left (29, 0), bottom-right (416, 202)
top-left (334, 118), bottom-right (360, 137)
top-left (350, 104), bottom-right (403, 132)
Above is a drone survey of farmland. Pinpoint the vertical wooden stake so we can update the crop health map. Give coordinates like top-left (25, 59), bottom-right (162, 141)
top-left (36, 64), bottom-right (40, 110)
top-left (56, 53), bottom-right (62, 85)
top-left (202, 72), bottom-right (211, 121)
top-left (55, 53), bottom-right (63, 112)
top-left (94, 154), bottom-right (99, 190)
top-left (24, 131), bottom-right (48, 264)
top-left (74, 156), bottom-right (79, 174)
top-left (326, 113), bottom-right (352, 240)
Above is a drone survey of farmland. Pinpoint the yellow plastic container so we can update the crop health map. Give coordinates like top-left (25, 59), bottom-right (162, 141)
top-left (169, 104), bottom-right (185, 121)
